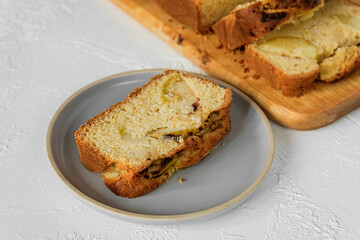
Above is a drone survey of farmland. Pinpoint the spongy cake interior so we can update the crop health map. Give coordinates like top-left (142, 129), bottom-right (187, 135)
top-left (79, 72), bottom-right (228, 167)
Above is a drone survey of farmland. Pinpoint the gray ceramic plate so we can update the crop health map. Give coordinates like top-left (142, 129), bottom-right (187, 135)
top-left (46, 69), bottom-right (274, 224)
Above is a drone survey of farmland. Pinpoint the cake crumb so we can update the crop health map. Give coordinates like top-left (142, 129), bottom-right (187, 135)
top-left (221, 142), bottom-right (226, 147)
top-left (178, 177), bottom-right (185, 183)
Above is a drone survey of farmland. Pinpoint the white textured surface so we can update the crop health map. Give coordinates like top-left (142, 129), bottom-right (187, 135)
top-left (1, 0), bottom-right (360, 239)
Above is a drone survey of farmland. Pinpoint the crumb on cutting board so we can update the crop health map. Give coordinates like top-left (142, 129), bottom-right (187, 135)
top-left (221, 142), bottom-right (226, 147)
top-left (178, 177), bottom-right (185, 183)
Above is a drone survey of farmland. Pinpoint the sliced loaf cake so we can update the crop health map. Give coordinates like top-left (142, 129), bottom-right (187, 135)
top-left (75, 70), bottom-right (232, 198)
top-left (245, 0), bottom-right (360, 96)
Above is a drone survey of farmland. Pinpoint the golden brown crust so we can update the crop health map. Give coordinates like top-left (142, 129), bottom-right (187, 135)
top-left (103, 104), bottom-right (231, 198)
top-left (213, 0), bottom-right (324, 49)
top-left (151, 0), bottom-right (206, 33)
top-left (74, 137), bottom-right (111, 173)
top-left (245, 44), bottom-right (319, 97)
top-left (103, 169), bottom-right (171, 199)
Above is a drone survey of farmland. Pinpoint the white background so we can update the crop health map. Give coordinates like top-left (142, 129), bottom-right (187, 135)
top-left (1, 0), bottom-right (360, 239)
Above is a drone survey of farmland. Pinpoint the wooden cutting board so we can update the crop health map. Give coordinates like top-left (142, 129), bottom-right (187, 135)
top-left (109, 0), bottom-right (360, 130)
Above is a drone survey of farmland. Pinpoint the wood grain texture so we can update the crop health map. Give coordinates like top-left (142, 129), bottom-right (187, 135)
top-left (109, 0), bottom-right (360, 130)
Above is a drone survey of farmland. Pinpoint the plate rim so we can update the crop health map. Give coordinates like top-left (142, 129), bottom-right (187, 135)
top-left (46, 68), bottom-right (275, 222)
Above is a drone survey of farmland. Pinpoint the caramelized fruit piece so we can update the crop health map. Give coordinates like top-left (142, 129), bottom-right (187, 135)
top-left (257, 37), bottom-right (319, 59)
